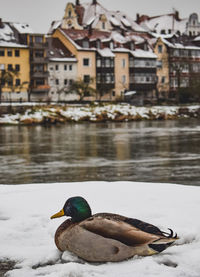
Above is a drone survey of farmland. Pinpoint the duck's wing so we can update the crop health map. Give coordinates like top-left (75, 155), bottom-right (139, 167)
top-left (80, 214), bottom-right (163, 247)
top-left (94, 213), bottom-right (177, 238)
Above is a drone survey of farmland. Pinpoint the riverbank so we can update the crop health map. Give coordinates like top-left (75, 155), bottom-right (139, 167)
top-left (0, 104), bottom-right (200, 125)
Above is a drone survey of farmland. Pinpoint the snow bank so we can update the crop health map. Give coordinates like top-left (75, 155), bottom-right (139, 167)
top-left (0, 104), bottom-right (200, 125)
top-left (0, 181), bottom-right (200, 277)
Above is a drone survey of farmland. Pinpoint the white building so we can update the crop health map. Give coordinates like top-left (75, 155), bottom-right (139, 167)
top-left (46, 37), bottom-right (78, 101)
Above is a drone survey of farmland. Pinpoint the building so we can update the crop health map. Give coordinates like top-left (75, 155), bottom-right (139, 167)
top-left (0, 19), bottom-right (30, 102)
top-left (186, 13), bottom-right (200, 36)
top-left (136, 11), bottom-right (187, 36)
top-left (46, 37), bottom-right (77, 101)
top-left (154, 35), bottom-right (200, 100)
top-left (49, 1), bottom-right (157, 101)
top-left (49, 0), bottom-right (146, 34)
top-left (27, 33), bottom-right (49, 101)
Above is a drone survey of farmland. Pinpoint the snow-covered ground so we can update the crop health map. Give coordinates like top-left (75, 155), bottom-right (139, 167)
top-left (0, 181), bottom-right (200, 277)
top-left (0, 104), bottom-right (200, 124)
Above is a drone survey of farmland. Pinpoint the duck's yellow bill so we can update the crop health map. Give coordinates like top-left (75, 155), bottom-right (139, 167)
top-left (50, 209), bottom-right (64, 219)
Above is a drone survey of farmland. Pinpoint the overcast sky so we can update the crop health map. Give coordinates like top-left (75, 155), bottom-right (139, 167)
top-left (1, 0), bottom-right (200, 33)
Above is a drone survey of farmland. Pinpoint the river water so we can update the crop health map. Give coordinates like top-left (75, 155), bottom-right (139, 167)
top-left (0, 119), bottom-right (199, 186)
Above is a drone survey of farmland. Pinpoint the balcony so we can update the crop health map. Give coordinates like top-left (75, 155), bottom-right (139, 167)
top-left (29, 42), bottom-right (48, 49)
top-left (30, 71), bottom-right (49, 78)
top-left (31, 84), bottom-right (50, 93)
top-left (30, 57), bottom-right (49, 64)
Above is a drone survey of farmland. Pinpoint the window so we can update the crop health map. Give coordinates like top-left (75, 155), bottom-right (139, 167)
top-left (157, 60), bottom-right (163, 68)
top-left (64, 79), bottom-right (68, 85)
top-left (112, 91), bottom-right (115, 97)
top-left (8, 64), bottom-right (13, 71)
top-left (105, 58), bottom-right (110, 67)
top-left (15, 50), bottom-right (20, 57)
top-left (69, 79), bottom-right (73, 85)
top-left (35, 36), bottom-right (43, 43)
top-left (8, 79), bottom-right (13, 86)
top-left (68, 10), bottom-right (72, 17)
top-left (0, 50), bottom-right (5, 56)
top-left (83, 40), bottom-right (89, 48)
top-left (110, 41), bottom-right (114, 49)
top-left (64, 65), bottom-right (67, 70)
top-left (0, 64), bottom-right (5, 70)
top-left (158, 45), bottom-right (163, 53)
top-left (122, 75), bottom-right (126, 84)
top-left (96, 40), bottom-right (100, 49)
top-left (130, 42), bottom-right (134, 51)
top-left (7, 50), bottom-right (12, 57)
top-left (36, 79), bottom-right (45, 86)
top-left (15, 64), bottom-right (20, 71)
top-left (122, 59), bottom-right (126, 68)
top-left (15, 79), bottom-right (21, 86)
top-left (102, 22), bottom-right (105, 29)
top-left (97, 59), bottom-right (101, 67)
top-left (69, 64), bottom-right (72, 71)
top-left (35, 51), bottom-right (43, 58)
top-left (55, 79), bottom-right (59, 85)
top-left (161, 76), bottom-right (165, 84)
top-left (83, 75), bottom-right (90, 83)
top-left (55, 65), bottom-right (59, 70)
top-left (83, 58), bottom-right (89, 66)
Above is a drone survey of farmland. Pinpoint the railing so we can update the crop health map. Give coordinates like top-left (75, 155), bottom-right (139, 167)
top-left (30, 71), bottom-right (49, 78)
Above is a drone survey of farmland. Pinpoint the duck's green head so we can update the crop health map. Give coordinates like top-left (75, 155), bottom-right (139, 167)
top-left (50, 196), bottom-right (92, 222)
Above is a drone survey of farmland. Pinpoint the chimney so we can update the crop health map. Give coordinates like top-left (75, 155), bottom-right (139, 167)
top-left (0, 18), bottom-right (4, 28)
top-left (92, 0), bottom-right (97, 5)
top-left (76, 0), bottom-right (80, 5)
top-left (175, 11), bottom-right (180, 21)
top-left (88, 24), bottom-right (93, 36)
top-left (136, 13), bottom-right (140, 23)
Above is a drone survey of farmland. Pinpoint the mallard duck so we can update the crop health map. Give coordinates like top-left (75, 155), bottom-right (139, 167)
top-left (50, 196), bottom-right (178, 262)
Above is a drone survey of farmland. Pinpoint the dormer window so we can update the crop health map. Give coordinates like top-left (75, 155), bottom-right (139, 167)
top-left (102, 22), bottom-right (105, 29)
top-left (68, 10), bottom-right (72, 17)
top-left (96, 40), bottom-right (101, 49)
top-left (83, 40), bottom-right (89, 48)
top-left (110, 41), bottom-right (114, 49)
top-left (130, 42), bottom-right (134, 51)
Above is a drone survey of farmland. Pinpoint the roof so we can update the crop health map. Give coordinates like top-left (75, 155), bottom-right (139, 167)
top-left (140, 14), bottom-right (187, 34)
top-left (0, 23), bottom-right (16, 42)
top-left (97, 48), bottom-right (115, 57)
top-left (46, 37), bottom-right (76, 59)
top-left (0, 41), bottom-right (28, 48)
top-left (49, 57), bottom-right (77, 62)
top-left (130, 49), bottom-right (157, 58)
top-left (10, 22), bottom-right (34, 34)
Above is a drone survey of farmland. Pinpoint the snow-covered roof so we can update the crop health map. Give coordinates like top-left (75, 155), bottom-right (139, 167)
top-left (11, 22), bottom-right (34, 34)
top-left (81, 2), bottom-right (146, 33)
top-left (141, 15), bottom-right (187, 34)
top-left (49, 57), bottom-right (77, 62)
top-left (159, 37), bottom-right (200, 50)
top-left (130, 49), bottom-right (157, 58)
top-left (48, 20), bottom-right (61, 34)
top-left (97, 48), bottom-right (115, 57)
top-left (113, 47), bottom-right (130, 53)
top-left (0, 41), bottom-right (28, 48)
top-left (0, 23), bottom-right (16, 42)
top-left (193, 36), bottom-right (200, 41)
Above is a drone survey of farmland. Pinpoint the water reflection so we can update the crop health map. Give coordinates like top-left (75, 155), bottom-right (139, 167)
top-left (0, 119), bottom-right (200, 185)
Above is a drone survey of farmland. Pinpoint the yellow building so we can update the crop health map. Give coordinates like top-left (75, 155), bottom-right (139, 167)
top-left (0, 43), bottom-right (30, 101)
top-left (52, 28), bottom-right (96, 93)
top-left (154, 37), bottom-right (170, 98)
